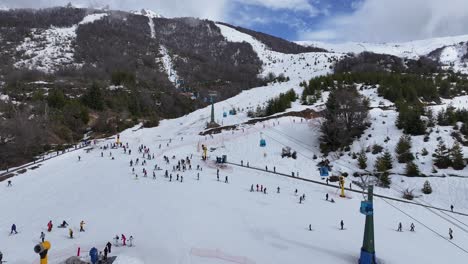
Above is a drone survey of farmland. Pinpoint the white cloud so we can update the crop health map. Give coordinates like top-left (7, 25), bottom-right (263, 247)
top-left (0, 0), bottom-right (229, 20)
top-left (235, 0), bottom-right (318, 15)
top-left (301, 0), bottom-right (468, 42)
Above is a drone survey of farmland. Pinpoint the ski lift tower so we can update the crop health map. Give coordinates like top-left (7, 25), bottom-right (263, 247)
top-left (206, 95), bottom-right (220, 129)
top-left (359, 183), bottom-right (377, 264)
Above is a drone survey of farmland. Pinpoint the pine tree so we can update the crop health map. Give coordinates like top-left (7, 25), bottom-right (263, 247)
top-left (451, 142), bottom-right (466, 170)
top-left (395, 135), bottom-right (414, 163)
top-left (381, 149), bottom-right (393, 170)
top-left (422, 180), bottom-right (432, 194)
top-left (406, 161), bottom-right (420, 176)
top-left (379, 171), bottom-right (391, 188)
top-left (357, 150), bottom-right (368, 169)
top-left (433, 141), bottom-right (451, 169)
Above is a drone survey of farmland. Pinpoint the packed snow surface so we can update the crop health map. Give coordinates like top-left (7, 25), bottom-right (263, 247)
top-left (1, 78), bottom-right (468, 264)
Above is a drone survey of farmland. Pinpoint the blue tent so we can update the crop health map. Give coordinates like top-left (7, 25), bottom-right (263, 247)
top-left (260, 139), bottom-right (266, 147)
top-left (319, 166), bottom-right (329, 177)
top-left (223, 112), bottom-right (227, 117)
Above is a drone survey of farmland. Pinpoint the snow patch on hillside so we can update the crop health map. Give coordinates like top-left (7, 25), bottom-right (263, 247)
top-left (157, 45), bottom-right (179, 86)
top-left (14, 13), bottom-right (108, 73)
top-left (439, 44), bottom-right (468, 74)
top-left (215, 23), bottom-right (342, 81)
top-left (132, 9), bottom-right (162, 18)
top-left (148, 17), bottom-right (156, 39)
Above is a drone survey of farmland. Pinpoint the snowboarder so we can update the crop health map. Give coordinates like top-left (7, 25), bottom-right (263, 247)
top-left (449, 228), bottom-right (453, 240)
top-left (277, 187), bottom-right (280, 193)
top-left (69, 228), bottom-right (74, 238)
top-left (40, 231), bottom-right (45, 242)
top-left (121, 234), bottom-right (127, 246)
top-left (59, 220), bottom-right (69, 228)
top-left (7, 180), bottom-right (12, 187)
top-left (330, 198), bottom-right (335, 203)
top-left (397, 222), bottom-right (402, 232)
top-left (263, 188), bottom-right (267, 194)
top-left (410, 223), bottom-right (415, 232)
top-left (326, 193), bottom-right (329, 201)
top-left (106, 241), bottom-right (112, 253)
top-left (47, 220), bottom-right (53, 232)
top-left (10, 224), bottom-right (18, 234)
top-left (225, 176), bottom-right (228, 183)
top-left (80, 221), bottom-right (85, 232)
top-left (340, 220), bottom-right (344, 230)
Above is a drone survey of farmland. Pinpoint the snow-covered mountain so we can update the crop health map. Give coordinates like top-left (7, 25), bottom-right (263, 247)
top-left (298, 35), bottom-right (468, 74)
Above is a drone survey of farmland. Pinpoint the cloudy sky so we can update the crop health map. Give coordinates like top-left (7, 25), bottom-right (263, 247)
top-left (1, 0), bottom-right (468, 42)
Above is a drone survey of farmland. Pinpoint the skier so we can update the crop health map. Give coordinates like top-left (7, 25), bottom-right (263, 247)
top-left (7, 180), bottom-right (12, 187)
top-left (170, 174), bottom-right (172, 182)
top-left (263, 188), bottom-right (267, 194)
top-left (326, 178), bottom-right (329, 185)
top-left (410, 223), bottom-right (415, 232)
top-left (250, 184), bottom-right (254, 192)
top-left (309, 224), bottom-right (312, 231)
top-left (69, 228), bottom-right (74, 238)
top-left (451, 205), bottom-right (454, 212)
top-left (10, 224), bottom-right (18, 234)
top-left (129, 235), bottom-right (134, 247)
top-left (197, 173), bottom-right (200, 180)
top-left (326, 193), bottom-right (329, 201)
top-left (78, 156), bottom-right (81, 161)
top-left (397, 222), bottom-right (402, 232)
top-left (217, 175), bottom-right (219, 181)
top-left (273, 167), bottom-right (276, 173)
top-left (299, 196), bottom-right (303, 204)
top-left (330, 198), bottom-right (335, 203)
top-left (256, 184), bottom-right (259, 192)
top-left (80, 221), bottom-right (85, 232)
top-left (121, 234), bottom-right (127, 246)
top-left (106, 241), bottom-right (112, 253)
top-left (153, 172), bottom-right (156, 179)
top-left (103, 246), bottom-right (108, 260)
top-left (0, 251), bottom-right (2, 263)
top-left (114, 235), bottom-right (120, 246)
top-left (176, 174), bottom-right (179, 181)
top-left (181, 176), bottom-right (183, 182)
top-left (449, 228), bottom-right (453, 240)
top-left (225, 176), bottom-right (228, 183)
top-left (260, 185), bottom-right (263, 192)
top-left (277, 187), bottom-right (280, 193)
top-left (217, 169), bottom-right (219, 178)
top-left (101, 152), bottom-right (104, 157)
top-left (47, 220), bottom-right (53, 232)
top-left (295, 189), bottom-right (298, 196)
top-left (340, 220), bottom-right (344, 230)
top-left (40, 231), bottom-right (45, 242)
top-left (130, 160), bottom-right (133, 167)
top-left (265, 166), bottom-right (268, 171)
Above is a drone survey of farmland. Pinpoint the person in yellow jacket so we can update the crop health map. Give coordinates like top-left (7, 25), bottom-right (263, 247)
top-left (69, 228), bottom-right (73, 238)
top-left (79, 221), bottom-right (85, 232)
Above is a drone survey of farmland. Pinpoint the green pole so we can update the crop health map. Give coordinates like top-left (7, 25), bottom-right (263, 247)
top-left (360, 185), bottom-right (376, 263)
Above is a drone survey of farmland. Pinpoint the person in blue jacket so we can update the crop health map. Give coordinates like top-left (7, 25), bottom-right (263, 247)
top-left (89, 247), bottom-right (98, 264)
top-left (10, 224), bottom-right (18, 234)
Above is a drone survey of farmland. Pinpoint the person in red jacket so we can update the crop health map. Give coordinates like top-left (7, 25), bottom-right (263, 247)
top-left (121, 234), bottom-right (127, 246)
top-left (47, 221), bottom-right (53, 232)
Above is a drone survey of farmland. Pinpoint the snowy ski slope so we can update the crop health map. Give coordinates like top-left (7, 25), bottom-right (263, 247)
top-left (2, 23), bottom-right (468, 264)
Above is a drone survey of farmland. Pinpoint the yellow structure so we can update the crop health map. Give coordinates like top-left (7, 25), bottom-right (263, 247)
top-left (34, 241), bottom-right (51, 264)
top-left (116, 134), bottom-right (121, 145)
top-left (339, 176), bottom-right (346, 198)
